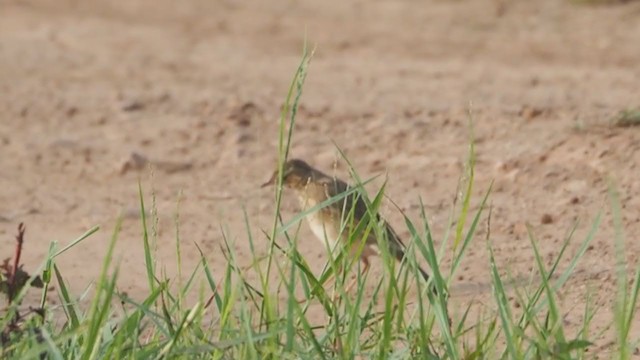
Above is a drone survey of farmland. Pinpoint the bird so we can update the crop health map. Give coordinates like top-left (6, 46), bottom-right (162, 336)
top-left (261, 158), bottom-right (435, 295)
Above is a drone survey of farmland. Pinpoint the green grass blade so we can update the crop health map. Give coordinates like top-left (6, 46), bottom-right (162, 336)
top-left (450, 182), bottom-right (492, 280)
top-left (526, 224), bottom-right (565, 345)
top-left (138, 181), bottom-right (156, 293)
top-left (487, 236), bottom-right (520, 359)
top-left (81, 218), bottom-right (121, 360)
top-left (53, 264), bottom-right (80, 329)
top-left (453, 124), bottom-right (476, 251)
top-left (53, 226), bottom-right (100, 258)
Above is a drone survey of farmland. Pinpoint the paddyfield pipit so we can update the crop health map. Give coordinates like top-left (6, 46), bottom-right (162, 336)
top-left (262, 158), bottom-right (434, 294)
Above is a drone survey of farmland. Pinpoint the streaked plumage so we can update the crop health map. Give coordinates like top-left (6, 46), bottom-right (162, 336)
top-left (262, 158), bottom-right (432, 285)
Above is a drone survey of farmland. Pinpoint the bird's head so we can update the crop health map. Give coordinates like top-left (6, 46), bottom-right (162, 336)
top-left (261, 158), bottom-right (314, 189)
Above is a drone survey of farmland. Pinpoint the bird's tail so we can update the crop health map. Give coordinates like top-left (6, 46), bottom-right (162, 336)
top-left (385, 226), bottom-right (438, 295)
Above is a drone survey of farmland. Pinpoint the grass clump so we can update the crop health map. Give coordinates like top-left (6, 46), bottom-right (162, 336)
top-left (611, 108), bottom-right (640, 128)
top-left (1, 48), bottom-right (639, 359)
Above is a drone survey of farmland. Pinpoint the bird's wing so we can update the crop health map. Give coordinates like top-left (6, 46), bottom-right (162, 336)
top-left (315, 172), bottom-right (434, 288)
top-left (320, 176), bottom-right (408, 249)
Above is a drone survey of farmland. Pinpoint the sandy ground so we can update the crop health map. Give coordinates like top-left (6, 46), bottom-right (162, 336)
top-left (1, 0), bottom-right (640, 353)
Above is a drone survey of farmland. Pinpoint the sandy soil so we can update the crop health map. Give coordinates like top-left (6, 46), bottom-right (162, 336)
top-left (1, 0), bottom-right (639, 353)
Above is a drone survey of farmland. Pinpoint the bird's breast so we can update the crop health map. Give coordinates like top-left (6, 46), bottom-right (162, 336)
top-left (297, 194), bottom-right (341, 248)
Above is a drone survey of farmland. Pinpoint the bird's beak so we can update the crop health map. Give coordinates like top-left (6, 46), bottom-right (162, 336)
top-left (261, 173), bottom-right (276, 188)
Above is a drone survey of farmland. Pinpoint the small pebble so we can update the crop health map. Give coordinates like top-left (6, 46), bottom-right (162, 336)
top-left (541, 213), bottom-right (554, 224)
top-left (122, 100), bottom-right (145, 112)
top-left (119, 152), bottom-right (149, 174)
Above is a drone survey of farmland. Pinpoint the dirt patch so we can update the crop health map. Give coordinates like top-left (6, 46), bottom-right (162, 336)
top-left (1, 0), bottom-right (639, 351)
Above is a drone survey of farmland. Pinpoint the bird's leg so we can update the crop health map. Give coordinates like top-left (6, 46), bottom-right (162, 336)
top-left (298, 262), bottom-right (342, 304)
top-left (343, 256), bottom-right (370, 294)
